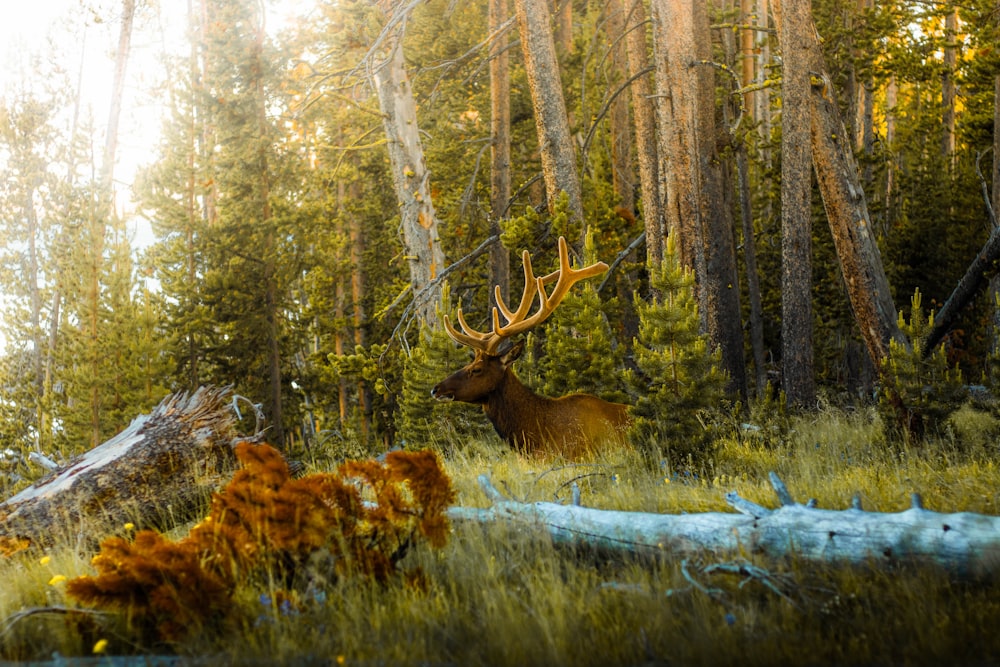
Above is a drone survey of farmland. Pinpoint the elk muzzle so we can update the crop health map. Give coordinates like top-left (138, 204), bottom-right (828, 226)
top-left (430, 381), bottom-right (455, 402)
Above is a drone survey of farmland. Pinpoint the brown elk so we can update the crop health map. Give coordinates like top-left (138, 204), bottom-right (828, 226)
top-left (431, 237), bottom-right (631, 458)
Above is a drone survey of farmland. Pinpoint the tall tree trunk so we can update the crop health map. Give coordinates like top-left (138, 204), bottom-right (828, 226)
top-left (349, 182), bottom-right (370, 438)
top-left (621, 0), bottom-right (663, 266)
top-left (755, 0), bottom-right (773, 162)
top-left (741, 0), bottom-right (754, 95)
top-left (993, 0), bottom-right (999, 218)
top-left (650, 0), bottom-right (705, 283)
top-left (984, 0), bottom-right (999, 355)
top-left (514, 0), bottom-right (585, 230)
top-left (737, 0), bottom-right (768, 395)
top-left (779, 0), bottom-right (816, 407)
top-left (856, 0), bottom-right (875, 189)
top-left (246, 10), bottom-right (284, 449)
top-left (85, 0), bottom-right (135, 446)
top-left (102, 0), bottom-right (135, 194)
top-left (26, 187), bottom-right (43, 444)
top-left (489, 0), bottom-right (512, 307)
top-left (334, 238), bottom-right (348, 424)
top-left (884, 72), bottom-right (897, 234)
top-left (606, 0), bottom-right (635, 216)
top-left (650, 0), bottom-right (747, 396)
top-left (941, 5), bottom-right (958, 170)
top-left (737, 146), bottom-right (768, 394)
top-left (371, 2), bottom-right (446, 325)
top-left (772, 0), bottom-right (903, 367)
top-left (552, 0), bottom-right (572, 55)
top-left (184, 0), bottom-right (203, 389)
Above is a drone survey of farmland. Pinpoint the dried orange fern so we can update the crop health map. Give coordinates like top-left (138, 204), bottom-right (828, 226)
top-left (65, 442), bottom-right (454, 644)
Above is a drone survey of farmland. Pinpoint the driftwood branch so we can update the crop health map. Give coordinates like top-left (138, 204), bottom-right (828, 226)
top-left (0, 387), bottom-right (238, 554)
top-left (447, 473), bottom-right (1000, 578)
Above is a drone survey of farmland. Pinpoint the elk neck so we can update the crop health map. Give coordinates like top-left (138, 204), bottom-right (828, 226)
top-left (481, 367), bottom-right (552, 447)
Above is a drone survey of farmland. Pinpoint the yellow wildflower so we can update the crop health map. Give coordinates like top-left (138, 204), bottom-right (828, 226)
top-left (48, 574), bottom-right (67, 586)
top-left (92, 639), bottom-right (109, 654)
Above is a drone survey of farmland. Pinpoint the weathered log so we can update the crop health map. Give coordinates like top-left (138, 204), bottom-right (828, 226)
top-left (447, 472), bottom-right (1000, 578)
top-left (0, 387), bottom-right (237, 555)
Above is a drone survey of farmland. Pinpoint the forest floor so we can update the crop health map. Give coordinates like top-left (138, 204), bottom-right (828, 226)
top-left (2, 403), bottom-right (1000, 665)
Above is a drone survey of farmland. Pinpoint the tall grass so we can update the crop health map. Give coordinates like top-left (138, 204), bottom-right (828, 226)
top-left (3, 405), bottom-right (1000, 664)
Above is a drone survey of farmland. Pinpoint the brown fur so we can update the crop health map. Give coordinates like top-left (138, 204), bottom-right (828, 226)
top-left (432, 341), bottom-right (630, 459)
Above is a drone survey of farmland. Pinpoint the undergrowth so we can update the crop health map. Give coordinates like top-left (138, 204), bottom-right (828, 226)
top-left (2, 405), bottom-right (1000, 665)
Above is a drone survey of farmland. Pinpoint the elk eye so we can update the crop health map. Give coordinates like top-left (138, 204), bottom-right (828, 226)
top-left (469, 367), bottom-right (482, 376)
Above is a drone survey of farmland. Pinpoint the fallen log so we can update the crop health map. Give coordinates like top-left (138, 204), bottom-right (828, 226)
top-left (0, 387), bottom-right (238, 555)
top-left (447, 472), bottom-right (1000, 578)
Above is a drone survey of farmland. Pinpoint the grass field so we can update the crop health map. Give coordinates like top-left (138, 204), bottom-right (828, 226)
top-left (2, 404), bottom-right (1000, 665)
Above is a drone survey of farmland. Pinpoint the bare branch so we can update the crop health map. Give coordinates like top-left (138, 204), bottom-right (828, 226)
top-left (597, 232), bottom-right (645, 293)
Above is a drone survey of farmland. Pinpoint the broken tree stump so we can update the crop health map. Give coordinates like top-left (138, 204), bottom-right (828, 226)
top-left (0, 386), bottom-right (238, 555)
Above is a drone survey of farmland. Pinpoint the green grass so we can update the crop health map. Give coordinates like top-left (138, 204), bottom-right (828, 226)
top-left (4, 405), bottom-right (1000, 665)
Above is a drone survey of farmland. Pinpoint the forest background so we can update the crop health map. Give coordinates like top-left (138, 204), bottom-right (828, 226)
top-left (1, 0), bottom-right (999, 475)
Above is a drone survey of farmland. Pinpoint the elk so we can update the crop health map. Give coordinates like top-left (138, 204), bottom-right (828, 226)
top-left (431, 237), bottom-right (631, 458)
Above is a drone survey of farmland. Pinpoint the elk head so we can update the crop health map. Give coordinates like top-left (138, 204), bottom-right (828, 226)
top-left (431, 237), bottom-right (631, 458)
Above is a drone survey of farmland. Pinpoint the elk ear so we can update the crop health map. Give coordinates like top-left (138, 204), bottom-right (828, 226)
top-left (499, 339), bottom-right (525, 368)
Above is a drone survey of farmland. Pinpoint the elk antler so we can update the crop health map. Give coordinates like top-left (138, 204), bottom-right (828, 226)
top-left (443, 236), bottom-right (608, 355)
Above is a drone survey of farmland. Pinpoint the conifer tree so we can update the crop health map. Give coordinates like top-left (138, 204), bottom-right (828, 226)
top-left (395, 284), bottom-right (492, 450)
top-left (879, 289), bottom-right (966, 439)
top-left (624, 236), bottom-right (727, 469)
top-left (139, 0), bottom-right (307, 448)
top-left (538, 231), bottom-right (626, 402)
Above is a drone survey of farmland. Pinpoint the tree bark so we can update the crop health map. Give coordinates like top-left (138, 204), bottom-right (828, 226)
top-left (650, 0), bottom-right (704, 278)
top-left (489, 0), bottom-right (512, 308)
top-left (991, 0), bottom-right (1000, 353)
top-left (101, 0), bottom-right (135, 193)
top-left (448, 473), bottom-right (1000, 579)
top-left (941, 5), bottom-right (958, 170)
top-left (735, 0), bottom-right (768, 395)
top-left (552, 0), bottom-right (572, 55)
top-left (754, 0), bottom-right (773, 164)
top-left (514, 0), bottom-right (585, 230)
top-left (993, 0), bottom-right (999, 218)
top-left (371, 4), bottom-right (446, 325)
top-left (252, 10), bottom-right (285, 449)
top-left (885, 72), bottom-right (897, 233)
top-left (0, 388), bottom-right (237, 556)
top-left (779, 0), bottom-right (816, 406)
top-left (737, 147), bottom-right (768, 395)
top-left (606, 0), bottom-right (635, 216)
top-left (853, 0), bottom-right (875, 189)
top-left (651, 0), bottom-right (746, 396)
top-left (621, 0), bottom-right (663, 266)
top-left (83, 0), bottom-right (136, 447)
top-left (772, 0), bottom-right (903, 367)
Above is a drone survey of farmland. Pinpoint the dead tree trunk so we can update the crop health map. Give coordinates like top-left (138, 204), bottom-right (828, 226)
top-left (621, 0), bottom-right (662, 266)
top-left (778, 0), bottom-right (816, 406)
top-left (371, 1), bottom-right (446, 325)
top-left (514, 0), bottom-right (585, 230)
top-left (772, 0), bottom-right (903, 367)
top-left (0, 387), bottom-right (237, 555)
top-left (449, 472), bottom-right (1000, 579)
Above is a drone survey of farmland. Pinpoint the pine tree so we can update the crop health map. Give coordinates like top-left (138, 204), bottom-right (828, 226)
top-left (879, 289), bottom-right (967, 440)
top-left (395, 285), bottom-right (493, 451)
top-left (538, 231), bottom-right (626, 402)
top-left (624, 235), bottom-right (727, 470)
top-left (139, 0), bottom-right (308, 448)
